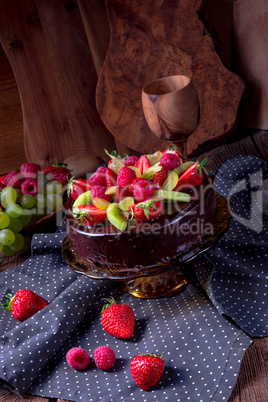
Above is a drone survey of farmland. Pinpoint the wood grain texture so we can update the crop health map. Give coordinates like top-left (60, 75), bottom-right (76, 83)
top-left (0, 0), bottom-right (115, 171)
top-left (96, 0), bottom-right (245, 156)
top-left (0, 47), bottom-right (26, 175)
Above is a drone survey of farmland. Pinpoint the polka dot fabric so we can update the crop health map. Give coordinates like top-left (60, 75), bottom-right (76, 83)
top-left (196, 156), bottom-right (268, 337)
top-left (1, 155), bottom-right (264, 401)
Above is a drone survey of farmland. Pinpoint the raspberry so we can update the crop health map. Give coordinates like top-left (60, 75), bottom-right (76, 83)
top-left (133, 179), bottom-right (155, 202)
top-left (159, 153), bottom-right (180, 171)
top-left (66, 347), bottom-right (90, 370)
top-left (128, 177), bottom-right (144, 193)
top-left (89, 168), bottom-right (107, 187)
top-left (122, 156), bottom-right (139, 166)
top-left (91, 185), bottom-right (112, 202)
top-left (21, 178), bottom-right (39, 196)
top-left (116, 185), bottom-right (132, 202)
top-left (3, 171), bottom-right (24, 188)
top-left (20, 162), bottom-right (41, 179)
top-left (117, 166), bottom-right (137, 187)
top-left (94, 346), bottom-right (116, 370)
top-left (153, 166), bottom-right (167, 188)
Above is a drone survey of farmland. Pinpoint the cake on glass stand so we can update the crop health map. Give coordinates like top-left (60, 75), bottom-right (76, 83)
top-left (62, 75), bottom-right (231, 298)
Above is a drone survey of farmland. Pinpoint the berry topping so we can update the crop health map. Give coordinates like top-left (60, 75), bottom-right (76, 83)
top-left (91, 185), bottom-right (112, 203)
top-left (67, 178), bottom-right (91, 200)
top-left (117, 166), bottom-right (137, 187)
top-left (20, 162), bottom-right (41, 179)
top-left (122, 155), bottom-right (139, 166)
top-left (89, 168), bottom-right (107, 187)
top-left (94, 346), bottom-right (116, 370)
top-left (174, 159), bottom-right (207, 191)
top-left (74, 205), bottom-right (107, 226)
top-left (105, 167), bottom-right (117, 187)
top-left (132, 178), bottom-right (155, 202)
top-left (21, 178), bottom-right (39, 196)
top-left (159, 152), bottom-right (180, 171)
top-left (101, 297), bottom-right (135, 339)
top-left (66, 347), bottom-right (90, 370)
top-left (129, 197), bottom-right (163, 222)
top-left (134, 155), bottom-right (151, 174)
top-left (153, 166), bottom-right (167, 188)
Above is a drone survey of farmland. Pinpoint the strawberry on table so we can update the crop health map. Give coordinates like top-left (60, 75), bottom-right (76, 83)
top-left (1, 289), bottom-right (49, 321)
top-left (129, 197), bottom-right (162, 222)
top-left (101, 297), bottom-right (135, 339)
top-left (67, 177), bottom-right (92, 200)
top-left (173, 158), bottom-right (208, 191)
top-left (73, 204), bottom-right (107, 226)
top-left (130, 352), bottom-right (165, 391)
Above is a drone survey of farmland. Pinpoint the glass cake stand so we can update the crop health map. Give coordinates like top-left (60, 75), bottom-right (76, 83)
top-left (62, 193), bottom-right (231, 298)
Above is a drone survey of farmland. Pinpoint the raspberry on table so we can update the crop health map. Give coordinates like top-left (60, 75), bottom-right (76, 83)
top-left (159, 153), bottom-right (180, 171)
top-left (94, 346), bottom-right (116, 370)
top-left (66, 347), bottom-right (90, 370)
top-left (21, 178), bottom-right (39, 196)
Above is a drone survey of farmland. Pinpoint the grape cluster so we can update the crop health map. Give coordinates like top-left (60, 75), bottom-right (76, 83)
top-left (0, 180), bottom-right (64, 256)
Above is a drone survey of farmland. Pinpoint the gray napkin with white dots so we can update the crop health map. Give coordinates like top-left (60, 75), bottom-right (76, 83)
top-left (0, 155), bottom-right (267, 401)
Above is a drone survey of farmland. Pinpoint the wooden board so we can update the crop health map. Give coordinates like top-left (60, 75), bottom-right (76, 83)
top-left (96, 0), bottom-right (245, 156)
top-left (0, 0), bottom-right (116, 172)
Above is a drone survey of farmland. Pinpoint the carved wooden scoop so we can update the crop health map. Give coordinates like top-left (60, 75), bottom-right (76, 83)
top-left (142, 75), bottom-right (199, 160)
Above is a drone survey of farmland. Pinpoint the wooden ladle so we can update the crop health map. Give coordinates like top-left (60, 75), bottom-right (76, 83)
top-left (142, 75), bottom-right (199, 160)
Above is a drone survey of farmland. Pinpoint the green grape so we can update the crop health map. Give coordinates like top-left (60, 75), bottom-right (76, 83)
top-left (2, 245), bottom-right (17, 256)
top-left (35, 193), bottom-right (47, 215)
top-left (7, 217), bottom-right (23, 233)
top-left (0, 228), bottom-right (15, 245)
top-left (15, 189), bottom-right (23, 203)
top-left (0, 242), bottom-right (3, 253)
top-left (20, 209), bottom-right (32, 226)
top-left (9, 232), bottom-right (25, 251)
top-left (1, 187), bottom-right (17, 208)
top-left (46, 194), bottom-right (63, 211)
top-left (20, 194), bottom-right (36, 209)
top-left (0, 212), bottom-right (10, 229)
top-left (44, 180), bottom-right (63, 195)
top-left (5, 203), bottom-right (22, 218)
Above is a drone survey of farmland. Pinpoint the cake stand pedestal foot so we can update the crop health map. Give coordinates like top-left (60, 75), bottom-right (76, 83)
top-left (123, 267), bottom-right (188, 299)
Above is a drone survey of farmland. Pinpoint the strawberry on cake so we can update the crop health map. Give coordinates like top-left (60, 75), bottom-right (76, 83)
top-left (64, 148), bottom-right (217, 273)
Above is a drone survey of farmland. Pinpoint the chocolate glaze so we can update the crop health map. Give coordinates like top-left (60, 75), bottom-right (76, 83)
top-left (65, 180), bottom-right (217, 270)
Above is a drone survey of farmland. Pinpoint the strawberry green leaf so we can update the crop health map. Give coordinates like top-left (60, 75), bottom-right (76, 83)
top-left (105, 149), bottom-right (121, 159)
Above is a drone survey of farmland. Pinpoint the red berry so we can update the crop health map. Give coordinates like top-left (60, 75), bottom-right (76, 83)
top-left (159, 153), bottom-right (180, 171)
top-left (91, 185), bottom-right (112, 202)
top-left (162, 148), bottom-right (180, 161)
top-left (0, 175), bottom-right (6, 184)
top-left (66, 347), bottom-right (90, 370)
top-left (128, 177), bottom-right (144, 193)
top-left (50, 167), bottom-right (71, 186)
top-left (101, 297), bottom-right (135, 339)
top-left (1, 289), bottom-right (49, 322)
top-left (132, 178), bottom-right (155, 202)
top-left (173, 159), bottom-right (207, 191)
top-left (153, 166), bottom-right (167, 188)
top-left (134, 155), bottom-right (151, 174)
top-left (130, 353), bottom-right (165, 391)
top-left (94, 346), bottom-right (116, 370)
top-left (117, 166), bottom-right (137, 187)
top-left (67, 178), bottom-right (91, 200)
top-left (105, 167), bottom-right (117, 187)
top-left (76, 205), bottom-right (107, 226)
top-left (89, 169), bottom-right (107, 187)
top-left (20, 162), bottom-right (41, 179)
top-left (21, 178), bottom-right (39, 196)
top-left (129, 197), bottom-right (162, 222)
top-left (122, 155), bottom-right (139, 166)
top-left (3, 171), bottom-right (24, 188)
top-left (116, 185), bottom-right (132, 202)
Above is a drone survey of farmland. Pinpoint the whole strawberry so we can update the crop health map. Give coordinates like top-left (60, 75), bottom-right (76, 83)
top-left (2, 289), bottom-right (49, 321)
top-left (130, 352), bottom-right (165, 391)
top-left (101, 297), bottom-right (135, 339)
